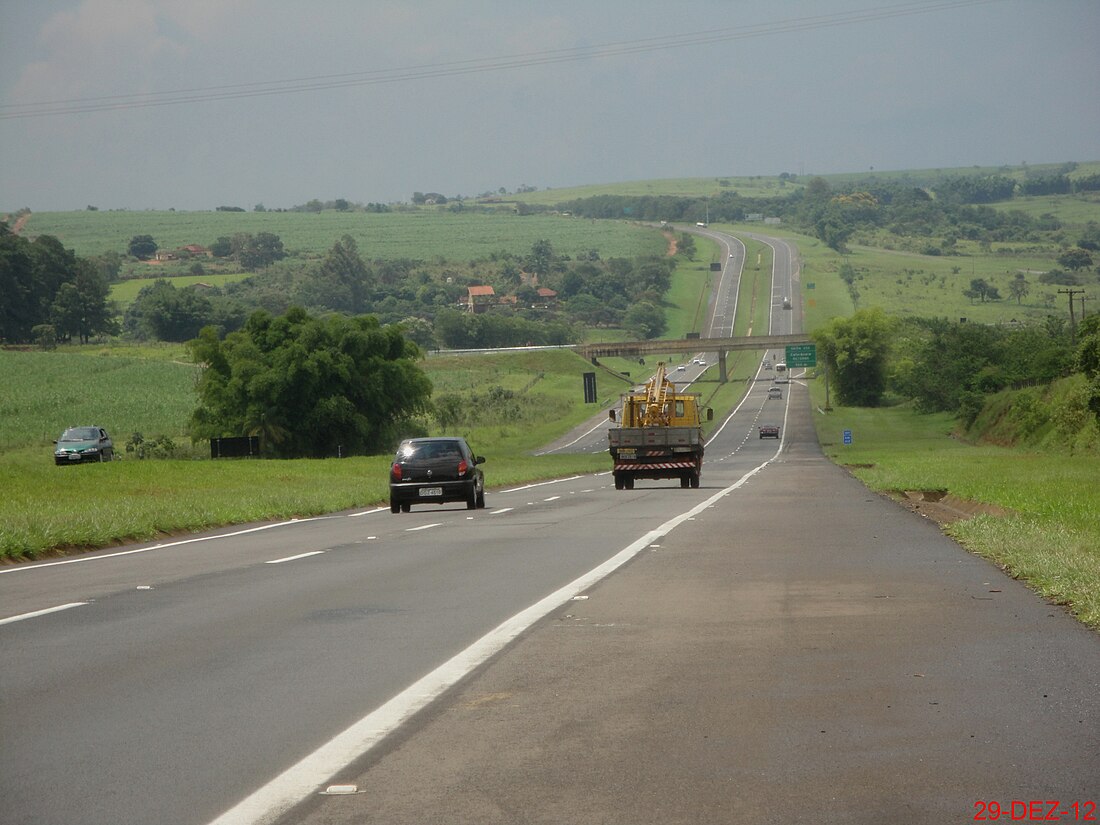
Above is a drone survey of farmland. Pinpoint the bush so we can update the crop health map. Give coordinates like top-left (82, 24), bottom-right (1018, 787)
top-left (125, 431), bottom-right (184, 459)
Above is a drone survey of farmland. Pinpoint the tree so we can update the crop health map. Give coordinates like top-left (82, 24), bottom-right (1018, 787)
top-left (623, 300), bottom-right (666, 339)
top-left (1008, 274), bottom-right (1030, 305)
top-left (1057, 247), bottom-right (1094, 272)
top-left (236, 232), bottom-right (286, 270)
top-left (128, 234), bottom-right (157, 259)
top-left (0, 228), bottom-right (114, 344)
top-left (813, 307), bottom-right (894, 406)
top-left (526, 239), bottom-right (554, 280)
top-left (297, 235), bottom-right (371, 313)
top-left (964, 278), bottom-right (1001, 303)
top-left (188, 308), bottom-right (432, 458)
top-left (50, 259), bottom-right (116, 343)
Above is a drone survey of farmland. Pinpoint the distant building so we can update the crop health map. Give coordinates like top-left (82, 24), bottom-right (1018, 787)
top-left (466, 285), bottom-right (496, 313)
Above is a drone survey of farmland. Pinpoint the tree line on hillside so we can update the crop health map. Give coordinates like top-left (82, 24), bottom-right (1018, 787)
top-left (551, 173), bottom-right (1100, 257)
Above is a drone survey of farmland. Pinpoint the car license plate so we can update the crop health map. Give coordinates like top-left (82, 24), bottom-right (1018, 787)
top-left (420, 487), bottom-right (443, 497)
top-left (68, 454), bottom-right (81, 461)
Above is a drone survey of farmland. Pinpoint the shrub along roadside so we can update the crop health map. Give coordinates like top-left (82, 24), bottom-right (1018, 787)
top-left (808, 379), bottom-right (1100, 630)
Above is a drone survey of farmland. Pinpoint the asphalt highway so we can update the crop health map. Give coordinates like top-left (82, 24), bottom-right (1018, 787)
top-left (2, 230), bottom-right (1096, 825)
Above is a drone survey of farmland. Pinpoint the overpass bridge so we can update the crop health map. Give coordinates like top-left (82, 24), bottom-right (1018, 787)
top-left (578, 334), bottom-right (813, 383)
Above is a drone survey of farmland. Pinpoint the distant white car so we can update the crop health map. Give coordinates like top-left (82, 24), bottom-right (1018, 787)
top-left (675, 364), bottom-right (686, 372)
top-left (699, 359), bottom-right (707, 367)
top-left (768, 386), bottom-right (783, 399)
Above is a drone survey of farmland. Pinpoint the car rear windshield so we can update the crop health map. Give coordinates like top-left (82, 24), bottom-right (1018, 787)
top-left (396, 441), bottom-right (464, 460)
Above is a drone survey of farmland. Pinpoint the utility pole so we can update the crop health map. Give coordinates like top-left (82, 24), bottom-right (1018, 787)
top-left (1058, 288), bottom-right (1084, 344)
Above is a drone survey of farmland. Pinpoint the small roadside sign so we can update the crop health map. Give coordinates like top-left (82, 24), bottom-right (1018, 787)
top-left (843, 429), bottom-right (852, 445)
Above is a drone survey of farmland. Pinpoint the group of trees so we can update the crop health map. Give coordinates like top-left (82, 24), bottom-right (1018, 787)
top-left (814, 308), bottom-right (1100, 432)
top-left (188, 308), bottom-right (431, 458)
top-left (1, 222), bottom-right (117, 344)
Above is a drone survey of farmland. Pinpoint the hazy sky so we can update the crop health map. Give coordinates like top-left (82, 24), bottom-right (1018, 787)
top-left (2, 0), bottom-right (1097, 212)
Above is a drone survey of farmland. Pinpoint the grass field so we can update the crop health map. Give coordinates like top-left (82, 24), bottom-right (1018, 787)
top-left (22, 210), bottom-right (668, 262)
top-left (109, 271), bottom-right (255, 307)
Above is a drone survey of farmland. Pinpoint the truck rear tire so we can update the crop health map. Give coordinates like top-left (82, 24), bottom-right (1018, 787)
top-left (624, 476), bottom-right (635, 490)
top-left (680, 476), bottom-right (690, 488)
top-left (614, 473), bottom-right (624, 490)
top-left (690, 473), bottom-right (700, 488)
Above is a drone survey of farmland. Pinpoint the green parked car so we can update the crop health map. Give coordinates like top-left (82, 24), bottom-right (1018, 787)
top-left (54, 426), bottom-right (114, 465)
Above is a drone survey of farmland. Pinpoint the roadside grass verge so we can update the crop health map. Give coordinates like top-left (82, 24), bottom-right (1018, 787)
top-left (807, 380), bottom-right (1100, 630)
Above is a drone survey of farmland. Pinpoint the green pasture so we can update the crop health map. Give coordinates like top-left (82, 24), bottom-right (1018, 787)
top-left (109, 271), bottom-right (255, 307)
top-left (991, 191), bottom-right (1100, 227)
top-left (21, 210), bottom-right (667, 262)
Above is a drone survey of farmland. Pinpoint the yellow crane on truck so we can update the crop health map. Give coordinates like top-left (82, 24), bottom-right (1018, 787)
top-left (607, 362), bottom-right (711, 490)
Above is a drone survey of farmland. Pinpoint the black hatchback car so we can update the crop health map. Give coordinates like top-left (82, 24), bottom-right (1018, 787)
top-left (389, 437), bottom-right (486, 513)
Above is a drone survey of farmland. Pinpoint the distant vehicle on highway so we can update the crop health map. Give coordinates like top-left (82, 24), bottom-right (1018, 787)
top-left (695, 221), bottom-right (707, 227)
top-left (675, 364), bottom-right (686, 372)
top-left (782, 297), bottom-right (792, 309)
top-left (758, 424), bottom-right (780, 439)
top-left (768, 386), bottom-right (783, 399)
top-left (774, 363), bottom-right (789, 383)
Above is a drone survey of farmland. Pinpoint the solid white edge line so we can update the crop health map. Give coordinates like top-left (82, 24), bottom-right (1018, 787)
top-left (265, 551), bottom-right (325, 565)
top-left (0, 601), bottom-right (89, 627)
top-left (205, 453), bottom-right (779, 825)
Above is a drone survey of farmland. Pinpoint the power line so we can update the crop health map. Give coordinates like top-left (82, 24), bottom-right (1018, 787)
top-left (1, 0), bottom-right (1006, 120)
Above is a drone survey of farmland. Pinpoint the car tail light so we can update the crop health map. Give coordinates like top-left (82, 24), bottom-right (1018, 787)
top-left (391, 462), bottom-right (402, 480)
top-left (457, 459), bottom-right (468, 476)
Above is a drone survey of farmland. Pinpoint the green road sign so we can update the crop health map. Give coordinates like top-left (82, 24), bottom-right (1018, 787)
top-left (785, 343), bottom-right (817, 367)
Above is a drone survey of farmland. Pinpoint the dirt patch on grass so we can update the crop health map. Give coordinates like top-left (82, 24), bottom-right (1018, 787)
top-left (891, 489), bottom-right (1013, 526)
